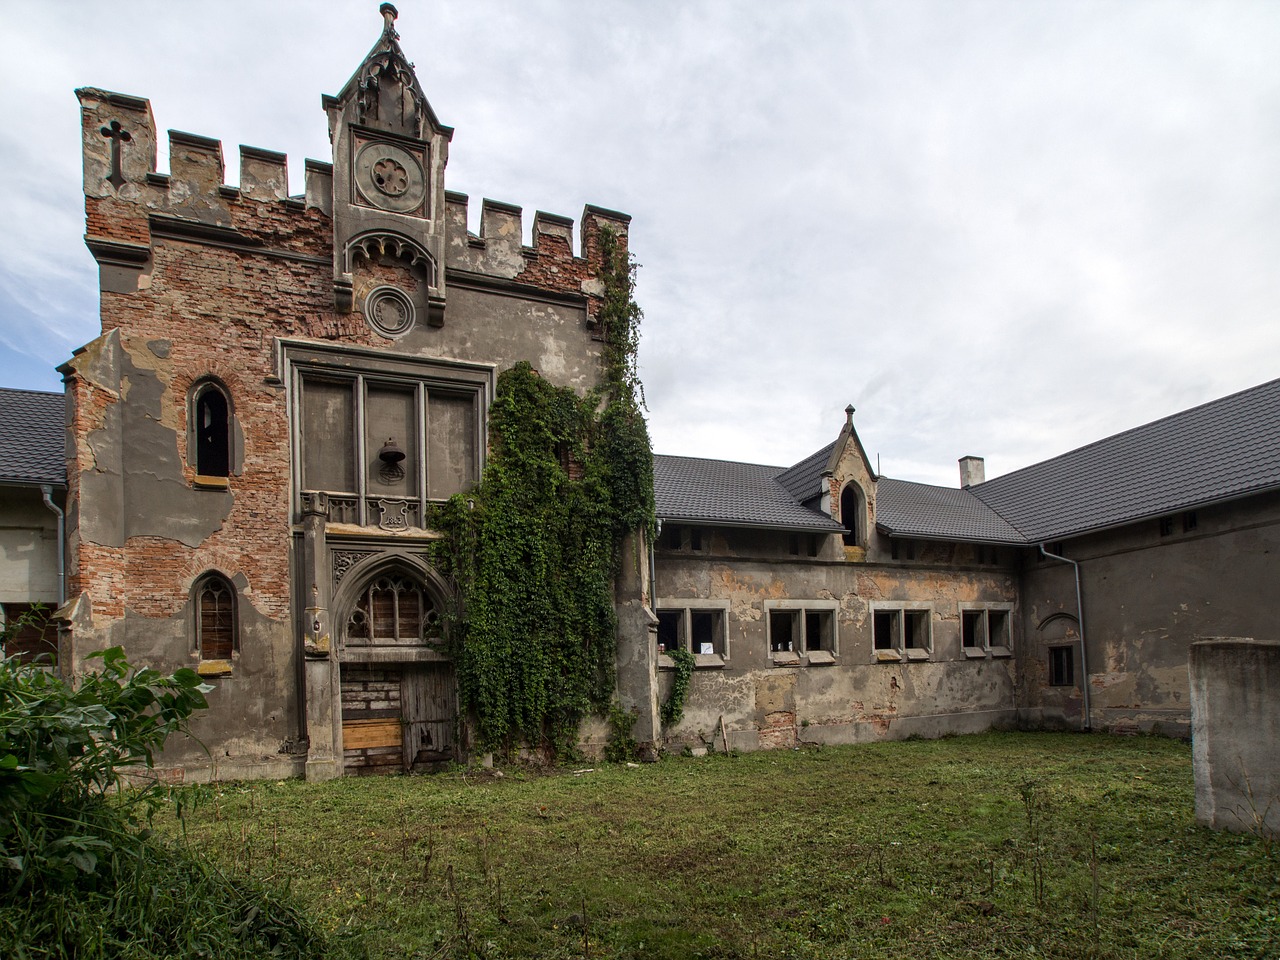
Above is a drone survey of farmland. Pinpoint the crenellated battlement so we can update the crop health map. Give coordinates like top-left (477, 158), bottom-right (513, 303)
top-left (77, 84), bottom-right (627, 318)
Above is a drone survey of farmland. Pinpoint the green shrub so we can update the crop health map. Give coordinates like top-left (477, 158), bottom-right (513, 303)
top-left (0, 642), bottom-right (354, 959)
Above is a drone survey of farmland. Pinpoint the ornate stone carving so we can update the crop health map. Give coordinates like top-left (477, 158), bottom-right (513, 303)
top-left (333, 550), bottom-right (375, 584)
top-left (353, 140), bottom-right (426, 214)
top-left (363, 285), bottom-right (415, 338)
top-left (377, 499), bottom-right (410, 531)
top-left (356, 8), bottom-right (425, 140)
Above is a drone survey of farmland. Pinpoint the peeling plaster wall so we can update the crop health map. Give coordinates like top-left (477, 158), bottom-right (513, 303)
top-left (654, 540), bottom-right (1020, 751)
top-left (0, 487), bottom-right (62, 604)
top-left (68, 79), bottom-right (633, 780)
top-left (1019, 490), bottom-right (1280, 735)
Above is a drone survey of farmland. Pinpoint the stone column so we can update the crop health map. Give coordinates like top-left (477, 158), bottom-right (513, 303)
top-left (615, 528), bottom-right (660, 757)
top-left (299, 493), bottom-right (342, 781)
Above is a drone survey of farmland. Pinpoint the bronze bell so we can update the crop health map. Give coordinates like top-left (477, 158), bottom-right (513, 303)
top-left (378, 437), bottom-right (406, 464)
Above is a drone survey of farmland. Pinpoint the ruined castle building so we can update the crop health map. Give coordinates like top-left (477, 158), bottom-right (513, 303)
top-left (61, 6), bottom-right (635, 780)
top-left (2, 6), bottom-right (1277, 781)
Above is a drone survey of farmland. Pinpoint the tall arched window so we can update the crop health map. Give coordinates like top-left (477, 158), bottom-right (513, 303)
top-left (193, 382), bottom-right (231, 478)
top-left (841, 483), bottom-right (863, 546)
top-left (194, 572), bottom-right (237, 661)
top-left (346, 574), bottom-right (440, 645)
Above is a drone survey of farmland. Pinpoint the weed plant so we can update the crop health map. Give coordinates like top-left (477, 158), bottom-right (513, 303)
top-left (157, 732), bottom-right (1279, 959)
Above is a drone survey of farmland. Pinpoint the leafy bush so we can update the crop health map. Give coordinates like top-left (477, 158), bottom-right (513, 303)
top-left (0, 640), bottom-right (355, 959)
top-left (0, 645), bottom-right (209, 890)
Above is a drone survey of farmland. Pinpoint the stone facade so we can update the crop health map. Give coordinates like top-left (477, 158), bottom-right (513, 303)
top-left (61, 9), bottom-right (632, 780)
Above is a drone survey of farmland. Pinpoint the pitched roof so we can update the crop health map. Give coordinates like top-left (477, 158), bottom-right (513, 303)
top-left (0, 388), bottom-right (65, 486)
top-left (968, 377), bottom-right (1280, 542)
top-left (876, 478), bottom-right (1025, 543)
top-left (775, 441), bottom-right (834, 504)
top-left (654, 454), bottom-right (846, 533)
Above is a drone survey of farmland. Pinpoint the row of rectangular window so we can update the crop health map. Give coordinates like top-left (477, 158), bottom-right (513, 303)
top-left (655, 602), bottom-right (1015, 665)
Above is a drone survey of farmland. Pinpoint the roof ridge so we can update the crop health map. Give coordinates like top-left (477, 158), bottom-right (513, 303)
top-left (974, 377), bottom-right (1280, 492)
top-left (655, 452), bottom-right (785, 471)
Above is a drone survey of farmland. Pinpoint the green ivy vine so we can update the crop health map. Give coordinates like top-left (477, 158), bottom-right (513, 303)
top-left (431, 229), bottom-right (655, 758)
top-left (660, 647), bottom-right (696, 728)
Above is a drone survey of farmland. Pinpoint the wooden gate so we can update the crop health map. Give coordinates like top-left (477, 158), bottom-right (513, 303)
top-left (341, 663), bottom-right (456, 774)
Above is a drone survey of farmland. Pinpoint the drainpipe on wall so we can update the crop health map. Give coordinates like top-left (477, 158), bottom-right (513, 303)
top-left (40, 485), bottom-right (66, 606)
top-left (1039, 543), bottom-right (1091, 731)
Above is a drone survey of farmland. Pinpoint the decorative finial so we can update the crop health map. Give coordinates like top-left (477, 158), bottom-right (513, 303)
top-left (380, 3), bottom-right (399, 37)
top-left (845, 404), bottom-right (855, 425)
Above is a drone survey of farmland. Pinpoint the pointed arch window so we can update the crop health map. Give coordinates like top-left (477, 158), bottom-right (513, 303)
top-left (346, 574), bottom-right (441, 646)
top-left (192, 381), bottom-right (231, 479)
top-left (194, 572), bottom-right (237, 662)
top-left (840, 483), bottom-right (864, 546)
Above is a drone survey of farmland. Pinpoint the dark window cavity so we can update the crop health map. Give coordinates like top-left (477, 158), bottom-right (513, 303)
top-left (841, 484), bottom-right (862, 546)
top-left (194, 383), bottom-right (231, 478)
top-left (1049, 645), bottom-right (1075, 686)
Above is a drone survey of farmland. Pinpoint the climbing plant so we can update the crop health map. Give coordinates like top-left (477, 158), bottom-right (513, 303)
top-left (432, 229), bottom-right (654, 757)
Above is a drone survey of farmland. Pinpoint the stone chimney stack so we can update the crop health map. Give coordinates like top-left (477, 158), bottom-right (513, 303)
top-left (959, 456), bottom-right (985, 488)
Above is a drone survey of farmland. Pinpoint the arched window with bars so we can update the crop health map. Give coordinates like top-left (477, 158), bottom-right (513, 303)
top-left (346, 573), bottom-right (441, 646)
top-left (194, 572), bottom-right (237, 662)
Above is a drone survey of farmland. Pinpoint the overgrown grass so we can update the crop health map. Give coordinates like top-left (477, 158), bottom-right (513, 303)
top-left (157, 733), bottom-right (1278, 959)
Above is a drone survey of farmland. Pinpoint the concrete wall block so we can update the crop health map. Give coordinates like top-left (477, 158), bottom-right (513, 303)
top-left (1190, 637), bottom-right (1280, 838)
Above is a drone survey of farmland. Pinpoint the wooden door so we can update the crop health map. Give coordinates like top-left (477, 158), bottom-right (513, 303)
top-left (401, 663), bottom-right (457, 771)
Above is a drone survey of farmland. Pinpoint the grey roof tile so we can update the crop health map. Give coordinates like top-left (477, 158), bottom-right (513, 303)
top-left (776, 441), bottom-right (835, 504)
top-left (0, 388), bottom-right (65, 486)
top-left (876, 477), bottom-right (1025, 543)
top-left (970, 377), bottom-right (1280, 541)
top-left (654, 454), bottom-right (846, 533)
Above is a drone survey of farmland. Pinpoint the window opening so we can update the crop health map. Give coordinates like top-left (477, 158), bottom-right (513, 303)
top-left (690, 610), bottom-right (720, 655)
top-left (347, 575), bottom-right (439, 644)
top-left (1183, 511), bottom-right (1198, 532)
top-left (904, 610), bottom-right (929, 649)
top-left (656, 609), bottom-right (682, 653)
top-left (1049, 645), bottom-right (1075, 686)
top-left (196, 574), bottom-right (236, 660)
top-left (874, 610), bottom-right (897, 650)
top-left (770, 610), bottom-right (798, 652)
top-left (840, 484), bottom-right (861, 546)
top-left (194, 385), bottom-right (230, 478)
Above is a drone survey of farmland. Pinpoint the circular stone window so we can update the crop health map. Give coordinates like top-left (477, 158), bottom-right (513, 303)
top-left (364, 286), bottom-right (415, 338)
top-left (353, 141), bottom-right (427, 214)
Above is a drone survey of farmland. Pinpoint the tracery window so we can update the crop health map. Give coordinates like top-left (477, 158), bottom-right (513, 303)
top-left (195, 573), bottom-right (236, 661)
top-left (346, 575), bottom-right (441, 645)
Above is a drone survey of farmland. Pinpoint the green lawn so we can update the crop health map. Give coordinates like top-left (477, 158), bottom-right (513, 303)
top-left (158, 732), bottom-right (1279, 959)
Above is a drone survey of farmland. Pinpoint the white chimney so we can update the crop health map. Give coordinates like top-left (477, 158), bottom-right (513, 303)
top-left (959, 456), bottom-right (985, 488)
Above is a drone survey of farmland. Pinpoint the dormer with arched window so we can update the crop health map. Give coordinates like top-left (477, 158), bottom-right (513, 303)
top-left (823, 404), bottom-right (877, 560)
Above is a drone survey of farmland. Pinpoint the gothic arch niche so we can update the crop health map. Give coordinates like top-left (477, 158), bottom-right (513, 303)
top-left (346, 232), bottom-right (443, 332)
top-left (332, 555), bottom-right (458, 773)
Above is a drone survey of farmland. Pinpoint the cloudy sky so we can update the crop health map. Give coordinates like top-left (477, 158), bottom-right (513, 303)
top-left (1, 1), bottom-right (1277, 486)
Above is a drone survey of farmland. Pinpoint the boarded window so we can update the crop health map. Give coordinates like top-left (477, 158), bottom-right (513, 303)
top-left (347, 575), bottom-right (439, 645)
top-left (196, 574), bottom-right (236, 661)
top-left (427, 392), bottom-right (475, 499)
top-left (301, 377), bottom-right (356, 493)
top-left (366, 383), bottom-right (418, 497)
